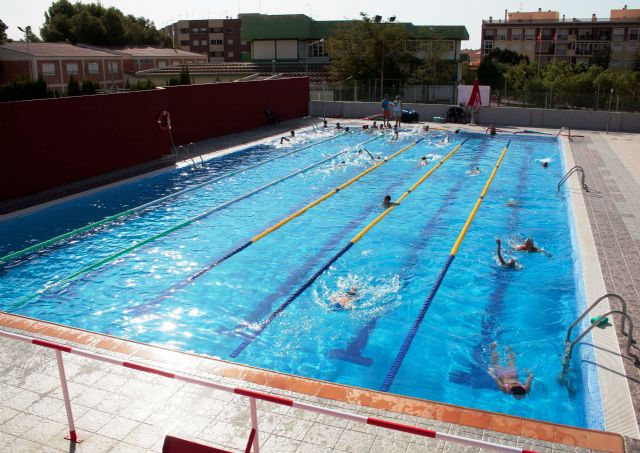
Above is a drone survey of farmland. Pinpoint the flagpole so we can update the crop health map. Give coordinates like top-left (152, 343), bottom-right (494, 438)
top-left (537, 30), bottom-right (541, 77)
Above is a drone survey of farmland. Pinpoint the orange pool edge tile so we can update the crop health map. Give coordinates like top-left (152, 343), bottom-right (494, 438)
top-left (0, 313), bottom-right (626, 453)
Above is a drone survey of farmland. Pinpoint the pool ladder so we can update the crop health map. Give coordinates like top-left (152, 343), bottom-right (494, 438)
top-left (559, 294), bottom-right (639, 383)
top-left (557, 166), bottom-right (588, 192)
top-left (174, 142), bottom-right (205, 168)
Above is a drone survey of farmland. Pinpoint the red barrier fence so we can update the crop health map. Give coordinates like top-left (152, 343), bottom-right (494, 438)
top-left (0, 77), bottom-right (309, 203)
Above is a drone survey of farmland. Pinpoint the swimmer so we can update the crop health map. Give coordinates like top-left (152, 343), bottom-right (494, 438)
top-left (454, 129), bottom-right (460, 134)
top-left (468, 166), bottom-right (481, 176)
top-left (290, 130), bottom-right (295, 137)
top-left (496, 238), bottom-right (517, 269)
top-left (336, 122), bottom-right (342, 129)
top-left (382, 195), bottom-right (398, 208)
top-left (506, 199), bottom-right (519, 208)
top-left (422, 124), bottom-right (430, 132)
top-left (486, 124), bottom-right (496, 135)
top-left (442, 135), bottom-right (450, 145)
top-left (514, 237), bottom-right (550, 256)
top-left (542, 161), bottom-right (549, 168)
top-left (417, 156), bottom-right (429, 168)
top-left (488, 342), bottom-right (533, 399)
top-left (362, 124), bottom-right (369, 130)
top-left (323, 120), bottom-right (328, 128)
top-left (345, 127), bottom-right (350, 133)
top-left (280, 136), bottom-right (290, 144)
top-left (372, 121), bottom-right (379, 129)
top-left (360, 148), bottom-right (376, 161)
top-left (330, 286), bottom-right (358, 310)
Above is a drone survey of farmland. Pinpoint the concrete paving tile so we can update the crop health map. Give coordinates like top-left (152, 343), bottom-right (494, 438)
top-left (122, 422), bottom-right (167, 449)
top-left (95, 415), bottom-right (140, 440)
top-left (74, 408), bottom-right (115, 433)
top-left (302, 423), bottom-right (345, 449)
top-left (261, 434), bottom-right (301, 452)
top-left (0, 411), bottom-right (46, 437)
top-left (337, 428), bottom-right (376, 452)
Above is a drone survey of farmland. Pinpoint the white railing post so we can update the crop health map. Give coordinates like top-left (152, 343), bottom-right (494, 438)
top-left (249, 397), bottom-right (260, 453)
top-left (55, 350), bottom-right (82, 443)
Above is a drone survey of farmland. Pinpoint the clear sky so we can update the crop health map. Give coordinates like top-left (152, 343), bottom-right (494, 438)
top-left (3, 1), bottom-right (637, 48)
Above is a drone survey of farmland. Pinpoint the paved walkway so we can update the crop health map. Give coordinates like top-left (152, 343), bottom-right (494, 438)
top-left (0, 334), bottom-right (605, 453)
top-left (569, 131), bottom-right (640, 452)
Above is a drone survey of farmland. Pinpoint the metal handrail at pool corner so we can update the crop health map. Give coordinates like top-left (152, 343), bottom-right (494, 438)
top-left (557, 165), bottom-right (588, 192)
top-left (0, 329), bottom-right (539, 453)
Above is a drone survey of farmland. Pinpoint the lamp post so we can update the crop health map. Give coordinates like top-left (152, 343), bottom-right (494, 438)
top-left (606, 87), bottom-right (614, 134)
top-left (376, 15), bottom-right (396, 99)
top-left (305, 38), bottom-right (324, 76)
top-left (17, 26), bottom-right (33, 80)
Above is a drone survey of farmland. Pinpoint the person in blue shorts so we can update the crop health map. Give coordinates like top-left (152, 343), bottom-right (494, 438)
top-left (381, 94), bottom-right (392, 127)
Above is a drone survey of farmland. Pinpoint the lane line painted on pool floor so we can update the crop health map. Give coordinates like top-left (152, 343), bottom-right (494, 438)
top-left (7, 139), bottom-right (379, 312)
top-left (330, 138), bottom-right (499, 366)
top-left (0, 131), bottom-right (349, 266)
top-left (380, 140), bottom-right (511, 392)
top-left (165, 137), bottom-right (425, 288)
top-left (229, 138), bottom-right (470, 358)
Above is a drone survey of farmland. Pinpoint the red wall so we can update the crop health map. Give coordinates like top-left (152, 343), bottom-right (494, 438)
top-left (0, 77), bottom-right (309, 202)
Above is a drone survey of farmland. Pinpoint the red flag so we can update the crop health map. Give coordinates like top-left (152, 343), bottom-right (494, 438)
top-left (468, 79), bottom-right (482, 108)
top-left (553, 31), bottom-right (557, 41)
top-left (537, 32), bottom-right (542, 41)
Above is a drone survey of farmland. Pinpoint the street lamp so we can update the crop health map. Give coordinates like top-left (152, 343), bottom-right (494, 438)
top-left (606, 87), bottom-right (614, 134)
top-left (305, 38), bottom-right (324, 76)
top-left (378, 16), bottom-right (396, 99)
top-left (17, 26), bottom-right (33, 80)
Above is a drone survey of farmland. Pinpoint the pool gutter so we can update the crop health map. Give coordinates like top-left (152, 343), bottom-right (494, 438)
top-left (561, 134), bottom-right (640, 438)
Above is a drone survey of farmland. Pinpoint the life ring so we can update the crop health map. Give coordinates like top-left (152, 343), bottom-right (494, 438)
top-left (157, 111), bottom-right (171, 131)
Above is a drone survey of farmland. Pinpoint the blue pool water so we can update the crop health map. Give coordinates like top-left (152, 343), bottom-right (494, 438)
top-left (0, 128), bottom-right (602, 428)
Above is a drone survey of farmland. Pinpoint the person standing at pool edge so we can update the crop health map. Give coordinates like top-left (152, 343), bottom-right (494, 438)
top-left (381, 94), bottom-right (392, 127)
top-left (393, 95), bottom-right (403, 128)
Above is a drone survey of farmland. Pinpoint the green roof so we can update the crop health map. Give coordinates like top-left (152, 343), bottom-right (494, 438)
top-left (240, 14), bottom-right (468, 41)
top-left (408, 25), bottom-right (470, 40)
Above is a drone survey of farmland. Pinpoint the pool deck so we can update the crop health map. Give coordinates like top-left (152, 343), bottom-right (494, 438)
top-left (0, 121), bottom-right (638, 452)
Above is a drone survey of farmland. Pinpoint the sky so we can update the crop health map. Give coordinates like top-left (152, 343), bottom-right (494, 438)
top-left (3, 1), bottom-right (637, 48)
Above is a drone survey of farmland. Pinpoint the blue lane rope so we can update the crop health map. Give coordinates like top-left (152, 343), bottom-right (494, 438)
top-left (380, 255), bottom-right (455, 391)
top-left (230, 242), bottom-right (354, 358)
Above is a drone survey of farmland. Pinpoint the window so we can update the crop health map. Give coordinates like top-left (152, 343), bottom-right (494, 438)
top-left (483, 40), bottom-right (493, 55)
top-left (497, 30), bottom-right (507, 41)
top-left (612, 28), bottom-right (625, 41)
top-left (210, 51), bottom-right (224, 57)
top-left (557, 28), bottom-right (569, 40)
top-left (611, 42), bottom-right (623, 52)
top-left (308, 40), bottom-right (328, 58)
top-left (227, 39), bottom-right (234, 45)
top-left (210, 27), bottom-right (223, 33)
top-left (179, 28), bottom-right (189, 34)
top-left (210, 39), bottom-right (223, 45)
top-left (525, 42), bottom-right (534, 51)
top-left (136, 58), bottom-right (153, 65)
top-left (192, 40), bottom-right (200, 46)
top-left (192, 28), bottom-right (198, 33)
top-left (525, 28), bottom-right (535, 40)
top-left (158, 61), bottom-right (167, 68)
top-left (87, 62), bottom-right (99, 74)
top-left (180, 40), bottom-right (190, 46)
top-left (241, 40), bottom-right (247, 45)
top-left (200, 27), bottom-right (208, 32)
top-left (227, 51), bottom-right (234, 57)
top-left (42, 63), bottom-right (56, 75)
top-left (108, 62), bottom-right (119, 74)
top-left (226, 28), bottom-right (233, 33)
top-left (66, 63), bottom-right (79, 74)
top-left (511, 29), bottom-right (522, 40)
top-left (484, 29), bottom-right (495, 39)
top-left (630, 28), bottom-right (639, 40)
top-left (172, 60), bottom-right (180, 65)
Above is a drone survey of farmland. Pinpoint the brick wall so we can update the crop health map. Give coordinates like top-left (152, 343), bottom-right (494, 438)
top-left (0, 77), bottom-right (309, 202)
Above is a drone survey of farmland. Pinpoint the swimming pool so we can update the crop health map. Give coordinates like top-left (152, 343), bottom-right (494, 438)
top-left (0, 127), bottom-right (602, 429)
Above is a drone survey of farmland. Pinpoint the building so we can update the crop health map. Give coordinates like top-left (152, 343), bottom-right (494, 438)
top-left (481, 6), bottom-right (640, 69)
top-left (111, 46), bottom-right (207, 72)
top-left (161, 19), bottom-right (250, 62)
top-left (461, 50), bottom-right (482, 70)
top-left (0, 42), bottom-right (124, 91)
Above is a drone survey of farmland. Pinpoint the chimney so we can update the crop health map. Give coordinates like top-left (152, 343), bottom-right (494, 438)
top-left (624, 5), bottom-right (627, 10)
top-left (562, 14), bottom-right (565, 22)
top-left (538, 8), bottom-right (542, 12)
top-left (505, 9), bottom-right (508, 21)
top-left (592, 13), bottom-right (597, 22)
top-left (489, 16), bottom-right (493, 23)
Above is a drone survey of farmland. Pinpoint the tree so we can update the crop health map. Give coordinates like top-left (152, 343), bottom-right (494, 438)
top-left (178, 64), bottom-right (191, 85)
top-left (592, 44), bottom-right (612, 69)
top-left (487, 48), bottom-right (529, 65)
top-left (67, 75), bottom-right (80, 96)
top-left (0, 75), bottom-right (53, 102)
top-left (41, 0), bottom-right (170, 46)
top-left (0, 18), bottom-right (7, 43)
top-left (80, 79), bottom-right (97, 95)
top-left (477, 58), bottom-right (502, 88)
top-left (633, 48), bottom-right (640, 72)
top-left (327, 13), bottom-right (411, 82)
top-left (413, 40), bottom-right (456, 84)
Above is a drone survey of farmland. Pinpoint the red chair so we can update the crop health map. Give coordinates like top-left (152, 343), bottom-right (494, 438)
top-left (163, 429), bottom-right (256, 453)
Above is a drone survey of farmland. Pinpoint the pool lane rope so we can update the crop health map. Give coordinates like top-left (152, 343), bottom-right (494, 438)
top-left (0, 132), bottom-right (348, 266)
top-left (379, 140), bottom-right (511, 392)
top-left (181, 137), bottom-right (425, 284)
top-left (8, 136), bottom-right (380, 312)
top-left (229, 138), bottom-right (470, 358)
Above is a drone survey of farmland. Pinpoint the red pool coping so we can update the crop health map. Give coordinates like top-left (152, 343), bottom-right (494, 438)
top-left (0, 312), bottom-right (625, 453)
